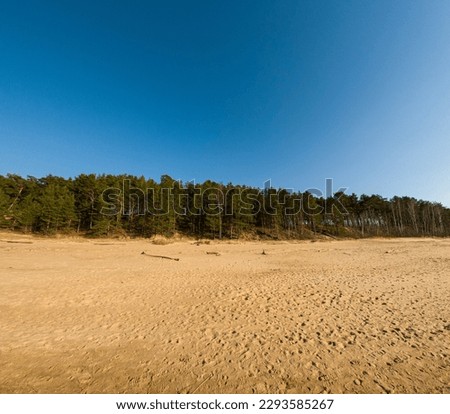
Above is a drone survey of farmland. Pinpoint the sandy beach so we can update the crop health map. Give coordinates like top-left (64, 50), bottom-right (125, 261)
top-left (0, 233), bottom-right (449, 393)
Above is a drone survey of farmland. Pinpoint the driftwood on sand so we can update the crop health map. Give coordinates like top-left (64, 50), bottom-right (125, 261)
top-left (206, 251), bottom-right (221, 256)
top-left (0, 239), bottom-right (33, 244)
top-left (141, 251), bottom-right (180, 261)
top-left (193, 240), bottom-right (210, 246)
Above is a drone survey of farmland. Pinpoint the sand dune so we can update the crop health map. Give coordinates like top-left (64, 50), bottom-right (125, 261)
top-left (0, 233), bottom-right (449, 393)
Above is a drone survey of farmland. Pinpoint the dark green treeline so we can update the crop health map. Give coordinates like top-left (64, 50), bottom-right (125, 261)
top-left (1, 174), bottom-right (449, 238)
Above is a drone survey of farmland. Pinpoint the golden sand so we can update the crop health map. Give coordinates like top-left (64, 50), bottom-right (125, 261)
top-left (0, 233), bottom-right (449, 393)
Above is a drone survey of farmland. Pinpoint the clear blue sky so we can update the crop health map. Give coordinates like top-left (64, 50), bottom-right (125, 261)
top-left (1, 1), bottom-right (449, 205)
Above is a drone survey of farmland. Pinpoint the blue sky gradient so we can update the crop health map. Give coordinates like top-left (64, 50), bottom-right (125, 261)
top-left (1, 1), bottom-right (449, 205)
